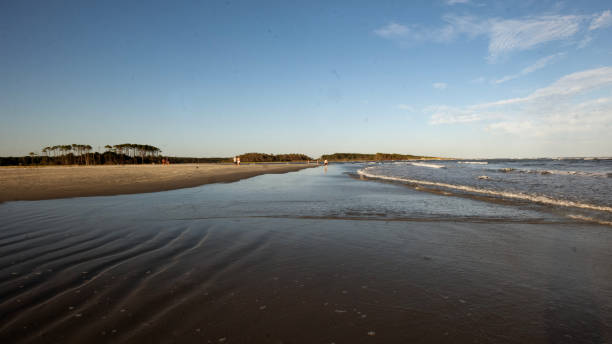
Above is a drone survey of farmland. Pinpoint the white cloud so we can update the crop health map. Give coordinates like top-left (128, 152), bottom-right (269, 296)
top-left (494, 52), bottom-right (564, 84)
top-left (427, 67), bottom-right (612, 138)
top-left (433, 82), bottom-right (448, 90)
top-left (589, 10), bottom-right (612, 30)
top-left (396, 104), bottom-right (414, 111)
top-left (374, 11), bottom-right (610, 59)
top-left (446, 0), bottom-right (470, 5)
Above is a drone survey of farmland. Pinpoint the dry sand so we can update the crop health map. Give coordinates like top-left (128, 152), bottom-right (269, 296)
top-left (0, 163), bottom-right (315, 202)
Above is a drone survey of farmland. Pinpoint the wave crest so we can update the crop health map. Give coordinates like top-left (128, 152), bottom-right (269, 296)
top-left (410, 162), bottom-right (445, 169)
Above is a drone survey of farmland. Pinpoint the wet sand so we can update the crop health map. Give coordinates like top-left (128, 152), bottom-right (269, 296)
top-left (1, 166), bottom-right (611, 343)
top-left (0, 164), bottom-right (314, 202)
top-left (1, 217), bottom-right (611, 343)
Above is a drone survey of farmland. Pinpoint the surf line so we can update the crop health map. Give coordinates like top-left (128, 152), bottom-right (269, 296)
top-left (358, 168), bottom-right (612, 213)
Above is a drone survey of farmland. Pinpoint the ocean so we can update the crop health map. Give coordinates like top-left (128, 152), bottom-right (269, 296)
top-left (358, 158), bottom-right (612, 225)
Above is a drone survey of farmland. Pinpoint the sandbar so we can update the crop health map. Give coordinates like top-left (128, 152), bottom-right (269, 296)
top-left (0, 163), bottom-right (315, 202)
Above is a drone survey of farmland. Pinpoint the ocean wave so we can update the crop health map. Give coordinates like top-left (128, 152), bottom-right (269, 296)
top-left (357, 168), bottom-right (612, 213)
top-left (458, 161), bottom-right (488, 165)
top-left (495, 167), bottom-right (607, 177)
top-left (410, 162), bottom-right (445, 169)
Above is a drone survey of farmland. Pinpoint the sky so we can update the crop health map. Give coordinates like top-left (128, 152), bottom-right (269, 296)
top-left (1, 0), bottom-right (611, 158)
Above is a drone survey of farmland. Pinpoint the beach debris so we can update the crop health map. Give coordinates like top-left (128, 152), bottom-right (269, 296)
top-left (422, 255), bottom-right (432, 260)
top-left (120, 308), bottom-right (127, 313)
top-left (361, 314), bottom-right (367, 318)
top-left (69, 306), bottom-right (75, 310)
top-left (459, 299), bottom-right (467, 304)
top-left (341, 290), bottom-right (348, 294)
top-left (259, 305), bottom-right (267, 310)
top-left (75, 313), bottom-right (83, 318)
top-left (478, 175), bottom-right (490, 180)
top-left (218, 337), bottom-right (227, 342)
top-left (367, 331), bottom-right (376, 336)
top-left (334, 309), bottom-right (347, 313)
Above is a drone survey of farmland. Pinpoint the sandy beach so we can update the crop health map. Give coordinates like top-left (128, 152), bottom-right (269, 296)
top-left (0, 163), bottom-right (315, 202)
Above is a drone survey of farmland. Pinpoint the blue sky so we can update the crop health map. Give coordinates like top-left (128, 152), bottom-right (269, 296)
top-left (1, 0), bottom-right (611, 158)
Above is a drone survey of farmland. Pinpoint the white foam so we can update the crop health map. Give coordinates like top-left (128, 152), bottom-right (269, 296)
top-left (458, 161), bottom-right (488, 165)
top-left (567, 215), bottom-right (612, 226)
top-left (410, 162), bottom-right (445, 169)
top-left (358, 167), bottom-right (612, 213)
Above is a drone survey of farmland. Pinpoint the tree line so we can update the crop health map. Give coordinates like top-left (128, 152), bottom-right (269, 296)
top-left (0, 149), bottom-right (431, 166)
top-left (0, 143), bottom-right (163, 166)
top-left (320, 152), bottom-right (429, 161)
top-left (0, 149), bottom-right (315, 166)
top-left (238, 153), bottom-right (313, 162)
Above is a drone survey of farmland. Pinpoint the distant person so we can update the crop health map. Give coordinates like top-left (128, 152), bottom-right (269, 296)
top-left (324, 159), bottom-right (328, 166)
top-left (237, 157), bottom-right (241, 166)
top-left (233, 156), bottom-right (237, 165)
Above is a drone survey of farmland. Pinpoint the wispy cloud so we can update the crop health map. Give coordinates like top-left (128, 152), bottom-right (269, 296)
top-left (446, 0), bottom-right (470, 5)
top-left (373, 22), bottom-right (410, 38)
top-left (486, 15), bottom-right (581, 59)
top-left (471, 76), bottom-right (486, 84)
top-left (428, 106), bottom-right (482, 124)
top-left (427, 67), bottom-right (612, 138)
top-left (374, 10), bottom-right (611, 60)
top-left (578, 35), bottom-right (593, 49)
top-left (396, 104), bottom-right (414, 111)
top-left (433, 82), bottom-right (448, 90)
top-left (589, 10), bottom-right (612, 30)
top-left (494, 52), bottom-right (565, 84)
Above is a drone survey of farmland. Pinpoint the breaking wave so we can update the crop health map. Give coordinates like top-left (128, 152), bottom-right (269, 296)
top-left (358, 167), bottom-right (612, 213)
top-left (410, 162), bottom-right (445, 169)
top-left (458, 161), bottom-right (488, 165)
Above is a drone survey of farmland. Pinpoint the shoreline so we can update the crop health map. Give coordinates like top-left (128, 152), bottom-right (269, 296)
top-left (0, 163), bottom-right (316, 202)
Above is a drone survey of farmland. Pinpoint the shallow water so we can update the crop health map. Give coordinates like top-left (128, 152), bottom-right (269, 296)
top-left (1, 165), bottom-right (611, 343)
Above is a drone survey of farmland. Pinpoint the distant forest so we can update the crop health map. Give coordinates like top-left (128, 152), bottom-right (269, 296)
top-left (238, 153), bottom-right (312, 162)
top-left (320, 153), bottom-right (429, 161)
top-left (0, 145), bottom-right (312, 166)
top-left (1, 144), bottom-right (164, 166)
top-left (0, 147), bottom-right (428, 166)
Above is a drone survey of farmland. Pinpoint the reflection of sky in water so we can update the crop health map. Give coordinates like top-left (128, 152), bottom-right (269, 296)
top-left (1, 165), bottom-right (563, 226)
